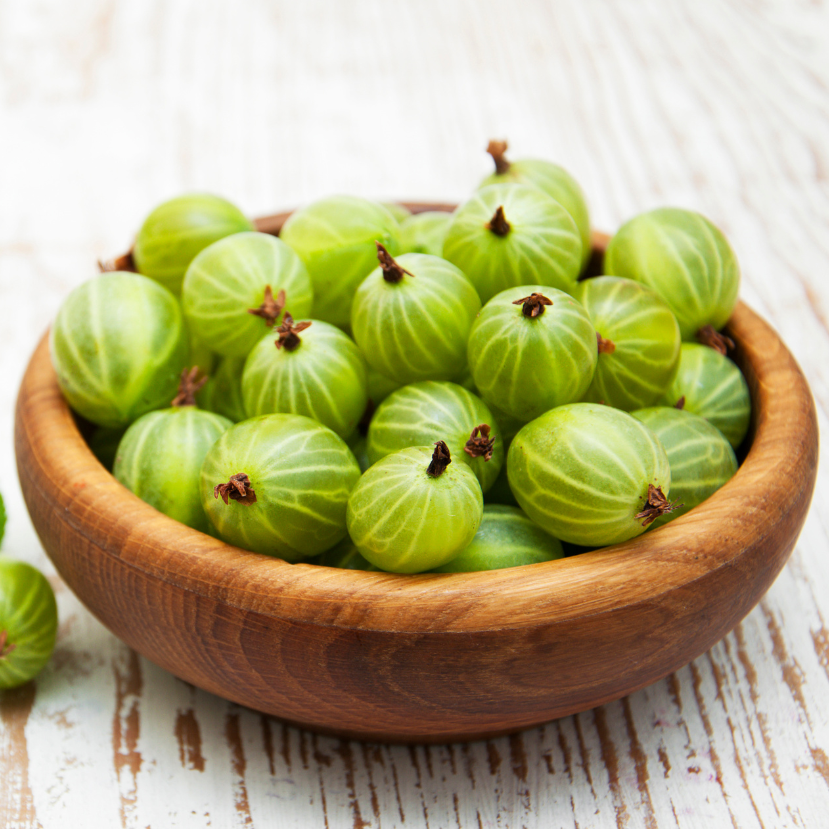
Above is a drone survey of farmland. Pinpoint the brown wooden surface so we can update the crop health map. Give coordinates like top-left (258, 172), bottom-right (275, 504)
top-left (13, 233), bottom-right (818, 742)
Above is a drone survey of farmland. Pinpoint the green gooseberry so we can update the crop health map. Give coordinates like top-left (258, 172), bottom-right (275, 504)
top-left (347, 434), bottom-right (372, 473)
top-left (508, 403), bottom-right (673, 546)
top-left (455, 364), bottom-right (478, 395)
top-left (432, 505), bottom-right (564, 572)
top-left (0, 492), bottom-right (5, 547)
top-left (201, 414), bottom-right (361, 560)
top-left (186, 327), bottom-right (217, 377)
top-left (366, 367), bottom-right (402, 408)
top-left (279, 196), bottom-right (400, 329)
top-left (197, 356), bottom-right (247, 423)
top-left (484, 465), bottom-right (519, 507)
top-left (182, 232), bottom-right (313, 358)
top-left (351, 248), bottom-right (481, 385)
top-left (0, 559), bottom-right (58, 690)
top-left (242, 317), bottom-right (368, 439)
top-left (367, 382), bottom-right (503, 492)
top-left (347, 442), bottom-right (484, 574)
top-left (133, 193), bottom-right (254, 295)
top-left (572, 276), bottom-right (681, 411)
top-left (442, 183), bottom-right (582, 303)
top-left (604, 207), bottom-right (740, 341)
top-left (657, 343), bottom-right (751, 449)
top-left (480, 140), bottom-right (592, 270)
top-left (317, 536), bottom-right (381, 571)
top-left (467, 286), bottom-right (597, 423)
top-left (487, 401), bottom-right (525, 446)
top-left (50, 272), bottom-right (187, 428)
top-left (88, 425), bottom-right (127, 471)
top-left (631, 407), bottom-right (738, 529)
top-left (398, 211), bottom-right (452, 256)
top-left (114, 372), bottom-right (233, 533)
top-left (381, 202), bottom-right (412, 224)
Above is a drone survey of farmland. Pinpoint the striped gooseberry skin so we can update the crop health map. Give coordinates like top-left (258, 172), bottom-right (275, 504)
top-left (398, 211), bottom-right (452, 256)
top-left (50, 272), bottom-right (188, 429)
top-left (572, 276), bottom-right (681, 411)
top-left (366, 367), bottom-right (402, 408)
top-left (467, 285), bottom-right (598, 423)
top-left (197, 356), bottom-right (247, 422)
top-left (351, 253), bottom-right (481, 385)
top-left (480, 159), bottom-right (591, 270)
top-left (508, 403), bottom-right (672, 547)
top-left (182, 232), bottom-right (313, 358)
top-left (280, 196), bottom-right (400, 329)
top-left (632, 407), bottom-right (738, 529)
top-left (114, 408), bottom-right (233, 533)
top-left (242, 321), bottom-right (368, 439)
top-left (367, 382), bottom-right (504, 492)
top-left (201, 414), bottom-right (361, 561)
top-left (603, 207), bottom-right (740, 341)
top-left (657, 343), bottom-right (751, 449)
top-left (316, 535), bottom-right (381, 571)
top-left (381, 202), bottom-right (412, 224)
top-left (347, 446), bottom-right (484, 574)
top-left (0, 559), bottom-right (58, 690)
top-left (133, 194), bottom-right (254, 295)
top-left (442, 183), bottom-right (582, 304)
top-left (432, 505), bottom-right (564, 572)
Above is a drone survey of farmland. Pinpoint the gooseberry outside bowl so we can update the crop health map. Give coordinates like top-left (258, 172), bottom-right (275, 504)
top-left (14, 206), bottom-right (818, 744)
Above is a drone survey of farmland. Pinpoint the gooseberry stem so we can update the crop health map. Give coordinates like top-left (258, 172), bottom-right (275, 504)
top-left (275, 313), bottom-right (312, 351)
top-left (674, 396), bottom-right (686, 410)
top-left (375, 242), bottom-right (413, 283)
top-left (97, 251), bottom-right (136, 273)
top-left (248, 286), bottom-right (286, 328)
top-left (597, 333), bottom-right (616, 354)
top-left (696, 325), bottom-right (735, 356)
top-left (0, 629), bottom-right (15, 660)
top-left (171, 366), bottom-right (208, 407)
top-left (463, 424), bottom-right (495, 461)
top-left (512, 293), bottom-right (553, 318)
top-left (486, 206), bottom-right (511, 237)
top-left (635, 484), bottom-right (681, 527)
top-left (427, 441), bottom-right (452, 477)
top-left (486, 139), bottom-right (511, 175)
top-left (214, 473), bottom-right (257, 505)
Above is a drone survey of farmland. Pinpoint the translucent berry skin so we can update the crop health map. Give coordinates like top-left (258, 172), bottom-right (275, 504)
top-left (398, 211), bottom-right (452, 256)
top-left (467, 285), bottom-right (598, 423)
top-left (508, 403), bottom-right (672, 547)
top-left (280, 196), bottom-right (400, 329)
top-left (0, 559), bottom-right (58, 690)
top-left (366, 367), bottom-right (402, 408)
top-left (367, 382), bottom-right (504, 492)
top-left (432, 505), bottom-right (564, 572)
top-left (572, 276), bottom-right (681, 411)
top-left (50, 272), bottom-right (188, 429)
top-left (480, 159), bottom-right (591, 269)
top-left (604, 208), bottom-right (740, 341)
top-left (442, 183), bottom-right (582, 304)
top-left (347, 446), bottom-right (484, 574)
top-left (351, 253), bottom-right (481, 385)
top-left (182, 232), bottom-right (313, 358)
top-left (242, 321), bottom-right (368, 439)
top-left (133, 194), bottom-right (254, 295)
top-left (657, 343), bottom-right (751, 449)
top-left (114, 408), bottom-right (233, 533)
top-left (632, 407), bottom-right (738, 529)
top-left (201, 414), bottom-right (361, 561)
top-left (197, 356), bottom-right (247, 423)
top-left (381, 202), bottom-right (412, 224)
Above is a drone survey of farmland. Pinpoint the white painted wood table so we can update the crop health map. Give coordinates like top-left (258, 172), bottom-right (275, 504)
top-left (1, 1), bottom-right (827, 826)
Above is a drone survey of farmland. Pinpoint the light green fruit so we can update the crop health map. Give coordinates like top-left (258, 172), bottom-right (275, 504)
top-left (351, 252), bottom-right (481, 385)
top-left (631, 407), bottom-right (738, 529)
top-left (381, 202), bottom-right (413, 224)
top-left (508, 403), bottom-right (672, 546)
top-left (50, 272), bottom-right (187, 428)
top-left (114, 407), bottom-right (233, 533)
top-left (186, 328), bottom-right (217, 377)
top-left (657, 343), bottom-right (751, 449)
top-left (366, 367), bottom-right (402, 407)
top-left (487, 401), bottom-right (525, 447)
top-left (197, 356), bottom-right (247, 422)
top-left (480, 144), bottom-right (591, 269)
top-left (182, 232), bottom-right (313, 358)
top-left (432, 505), bottom-right (564, 572)
top-left (280, 196), bottom-right (400, 328)
top-left (367, 382), bottom-right (504, 492)
top-left (484, 464), bottom-right (519, 507)
top-left (467, 286), bottom-right (597, 423)
top-left (443, 183), bottom-right (582, 303)
top-left (133, 194), bottom-right (254, 295)
top-left (348, 434), bottom-right (372, 473)
top-left (604, 208), bottom-right (740, 341)
top-left (0, 559), bottom-right (58, 690)
top-left (201, 415), bottom-right (361, 561)
top-left (572, 276), bottom-right (681, 411)
top-left (242, 320), bottom-right (368, 439)
top-left (317, 536), bottom-right (381, 571)
top-left (347, 445), bottom-right (484, 574)
top-left (398, 211), bottom-right (452, 256)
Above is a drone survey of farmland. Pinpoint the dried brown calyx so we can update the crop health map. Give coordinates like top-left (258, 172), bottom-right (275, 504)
top-left (513, 292), bottom-right (553, 318)
top-left (376, 242), bottom-right (413, 284)
top-left (696, 325), bottom-right (735, 356)
top-left (635, 484), bottom-right (681, 527)
top-left (674, 395), bottom-right (686, 410)
top-left (597, 333), bottom-right (616, 354)
top-left (98, 251), bottom-right (136, 273)
top-left (487, 139), bottom-right (511, 176)
top-left (427, 441), bottom-right (452, 477)
top-left (486, 205), bottom-right (511, 237)
top-left (248, 286), bottom-right (286, 327)
top-left (214, 473), bottom-right (257, 505)
top-left (0, 629), bottom-right (16, 660)
top-left (464, 424), bottom-right (495, 461)
top-left (171, 366), bottom-right (208, 407)
top-left (275, 313), bottom-right (312, 351)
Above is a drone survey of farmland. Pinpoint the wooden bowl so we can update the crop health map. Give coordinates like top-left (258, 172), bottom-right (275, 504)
top-left (15, 208), bottom-right (819, 744)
